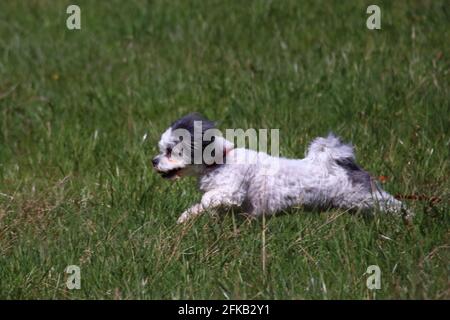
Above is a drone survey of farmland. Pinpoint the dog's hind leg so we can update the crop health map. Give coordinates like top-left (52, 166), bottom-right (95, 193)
top-left (371, 188), bottom-right (414, 221)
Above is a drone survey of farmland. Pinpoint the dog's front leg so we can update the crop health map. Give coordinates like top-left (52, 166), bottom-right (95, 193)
top-left (177, 190), bottom-right (238, 224)
top-left (177, 203), bottom-right (204, 224)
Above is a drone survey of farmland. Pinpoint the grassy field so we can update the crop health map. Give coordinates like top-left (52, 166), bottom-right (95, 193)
top-left (0, 0), bottom-right (448, 299)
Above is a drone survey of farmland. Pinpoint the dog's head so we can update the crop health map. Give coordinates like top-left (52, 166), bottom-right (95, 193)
top-left (152, 113), bottom-right (233, 180)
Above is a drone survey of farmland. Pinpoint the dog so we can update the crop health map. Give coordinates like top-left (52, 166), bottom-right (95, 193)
top-left (152, 113), bottom-right (411, 224)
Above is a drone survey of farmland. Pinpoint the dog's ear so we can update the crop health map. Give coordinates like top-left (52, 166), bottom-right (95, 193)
top-left (203, 134), bottom-right (234, 165)
top-left (170, 113), bottom-right (217, 162)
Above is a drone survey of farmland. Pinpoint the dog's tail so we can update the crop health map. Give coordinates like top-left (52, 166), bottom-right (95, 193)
top-left (305, 133), bottom-right (355, 162)
top-left (306, 133), bottom-right (415, 222)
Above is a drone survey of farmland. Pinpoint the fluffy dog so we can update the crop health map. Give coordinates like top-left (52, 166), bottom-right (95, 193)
top-left (152, 113), bottom-right (411, 224)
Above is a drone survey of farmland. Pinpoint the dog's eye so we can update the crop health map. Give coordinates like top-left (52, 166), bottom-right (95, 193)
top-left (166, 147), bottom-right (172, 156)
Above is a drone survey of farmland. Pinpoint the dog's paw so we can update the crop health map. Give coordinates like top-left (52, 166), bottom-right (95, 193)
top-left (177, 212), bottom-right (190, 224)
top-left (401, 207), bottom-right (414, 226)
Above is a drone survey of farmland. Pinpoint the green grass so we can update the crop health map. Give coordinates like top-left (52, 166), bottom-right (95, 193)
top-left (0, 0), bottom-right (449, 299)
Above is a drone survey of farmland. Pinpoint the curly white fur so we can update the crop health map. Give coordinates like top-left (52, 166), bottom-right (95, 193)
top-left (152, 113), bottom-right (411, 224)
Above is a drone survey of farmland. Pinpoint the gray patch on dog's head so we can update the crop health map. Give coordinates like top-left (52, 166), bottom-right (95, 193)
top-left (170, 112), bottom-right (217, 161)
top-left (335, 157), bottom-right (371, 192)
top-left (171, 112), bottom-right (215, 135)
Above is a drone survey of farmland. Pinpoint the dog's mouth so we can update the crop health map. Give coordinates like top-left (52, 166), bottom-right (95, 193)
top-left (159, 168), bottom-right (183, 179)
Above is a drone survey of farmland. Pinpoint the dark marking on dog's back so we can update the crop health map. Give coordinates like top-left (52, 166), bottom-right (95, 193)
top-left (335, 157), bottom-right (371, 191)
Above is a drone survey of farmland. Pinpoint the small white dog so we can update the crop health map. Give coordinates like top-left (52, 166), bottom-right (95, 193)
top-left (152, 113), bottom-right (410, 224)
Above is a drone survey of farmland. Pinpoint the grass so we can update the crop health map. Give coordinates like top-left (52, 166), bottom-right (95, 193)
top-left (0, 0), bottom-right (448, 299)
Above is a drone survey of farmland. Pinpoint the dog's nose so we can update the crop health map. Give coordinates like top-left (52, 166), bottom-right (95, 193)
top-left (152, 158), bottom-right (159, 167)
